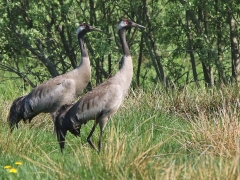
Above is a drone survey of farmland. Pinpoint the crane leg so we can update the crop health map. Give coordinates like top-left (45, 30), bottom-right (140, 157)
top-left (10, 123), bottom-right (18, 133)
top-left (98, 117), bottom-right (108, 153)
top-left (29, 118), bottom-right (33, 123)
top-left (51, 113), bottom-right (57, 134)
top-left (87, 119), bottom-right (99, 152)
top-left (98, 130), bottom-right (103, 153)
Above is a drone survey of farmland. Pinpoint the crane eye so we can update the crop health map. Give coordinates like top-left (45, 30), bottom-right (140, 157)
top-left (80, 23), bottom-right (87, 29)
top-left (123, 19), bottom-right (129, 25)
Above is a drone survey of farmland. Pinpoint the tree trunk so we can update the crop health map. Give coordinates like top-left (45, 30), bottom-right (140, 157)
top-left (142, 0), bottom-right (166, 87)
top-left (108, 54), bottom-right (112, 76)
top-left (204, 7), bottom-right (214, 86)
top-left (186, 10), bottom-right (200, 88)
top-left (58, 25), bottom-right (77, 69)
top-left (198, 4), bottom-right (213, 87)
top-left (228, 4), bottom-right (240, 82)
top-left (136, 34), bottom-right (144, 87)
top-left (215, 0), bottom-right (226, 85)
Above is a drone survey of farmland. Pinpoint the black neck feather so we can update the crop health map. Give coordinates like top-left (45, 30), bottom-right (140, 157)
top-left (78, 32), bottom-right (89, 58)
top-left (118, 28), bottom-right (130, 56)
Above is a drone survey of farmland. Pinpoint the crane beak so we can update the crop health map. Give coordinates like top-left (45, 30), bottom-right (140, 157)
top-left (131, 22), bottom-right (145, 29)
top-left (89, 26), bottom-right (102, 32)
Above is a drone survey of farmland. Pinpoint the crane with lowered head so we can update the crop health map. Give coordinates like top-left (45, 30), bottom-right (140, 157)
top-left (8, 23), bottom-right (101, 132)
top-left (55, 19), bottom-right (145, 153)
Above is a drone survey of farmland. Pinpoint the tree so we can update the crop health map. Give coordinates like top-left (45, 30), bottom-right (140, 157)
top-left (227, 2), bottom-right (240, 82)
top-left (1, 0), bottom-right (240, 91)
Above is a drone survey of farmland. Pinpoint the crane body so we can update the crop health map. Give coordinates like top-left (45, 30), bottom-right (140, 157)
top-left (8, 23), bottom-right (101, 131)
top-left (55, 19), bottom-right (145, 152)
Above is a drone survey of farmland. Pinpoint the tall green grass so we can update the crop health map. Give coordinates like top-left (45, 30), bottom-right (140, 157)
top-left (0, 85), bottom-right (239, 179)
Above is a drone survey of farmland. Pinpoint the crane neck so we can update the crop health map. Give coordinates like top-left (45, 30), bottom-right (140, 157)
top-left (78, 33), bottom-right (89, 58)
top-left (116, 28), bottom-right (133, 95)
top-left (118, 28), bottom-right (131, 56)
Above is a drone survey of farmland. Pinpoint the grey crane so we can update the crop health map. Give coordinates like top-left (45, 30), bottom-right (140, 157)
top-left (55, 19), bottom-right (145, 153)
top-left (8, 23), bottom-right (101, 132)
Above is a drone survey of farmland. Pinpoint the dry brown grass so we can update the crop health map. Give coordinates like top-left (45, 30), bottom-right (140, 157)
top-left (1, 85), bottom-right (240, 179)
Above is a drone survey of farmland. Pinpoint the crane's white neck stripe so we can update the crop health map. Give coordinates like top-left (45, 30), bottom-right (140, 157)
top-left (117, 21), bottom-right (127, 30)
top-left (76, 26), bottom-right (84, 35)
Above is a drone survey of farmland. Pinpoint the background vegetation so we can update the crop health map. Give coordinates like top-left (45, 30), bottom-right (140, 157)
top-left (1, 0), bottom-right (240, 89)
top-left (0, 0), bottom-right (240, 179)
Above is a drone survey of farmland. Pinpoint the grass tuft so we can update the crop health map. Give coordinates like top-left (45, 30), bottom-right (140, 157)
top-left (0, 85), bottom-right (240, 179)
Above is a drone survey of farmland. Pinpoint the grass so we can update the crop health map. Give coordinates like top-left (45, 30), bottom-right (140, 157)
top-left (0, 85), bottom-right (240, 179)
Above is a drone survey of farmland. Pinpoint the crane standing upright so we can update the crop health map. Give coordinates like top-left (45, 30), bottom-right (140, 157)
top-left (8, 23), bottom-right (101, 132)
top-left (55, 19), bottom-right (145, 153)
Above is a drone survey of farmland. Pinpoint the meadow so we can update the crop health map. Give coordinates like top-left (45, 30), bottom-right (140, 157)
top-left (0, 83), bottom-right (240, 179)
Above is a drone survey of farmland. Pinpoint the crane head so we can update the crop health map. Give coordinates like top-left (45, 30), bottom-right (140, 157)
top-left (117, 19), bottom-right (145, 30)
top-left (8, 96), bottom-right (26, 132)
top-left (76, 22), bottom-right (102, 36)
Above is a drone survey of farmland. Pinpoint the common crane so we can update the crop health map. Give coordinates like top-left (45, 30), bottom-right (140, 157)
top-left (8, 23), bottom-right (101, 132)
top-left (55, 19), bottom-right (145, 153)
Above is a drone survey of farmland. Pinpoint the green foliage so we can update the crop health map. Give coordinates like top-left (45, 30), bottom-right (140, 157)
top-left (1, 0), bottom-right (238, 89)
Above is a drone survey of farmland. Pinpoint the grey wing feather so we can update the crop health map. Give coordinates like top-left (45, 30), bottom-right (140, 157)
top-left (24, 77), bottom-right (76, 119)
top-left (71, 84), bottom-right (123, 123)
